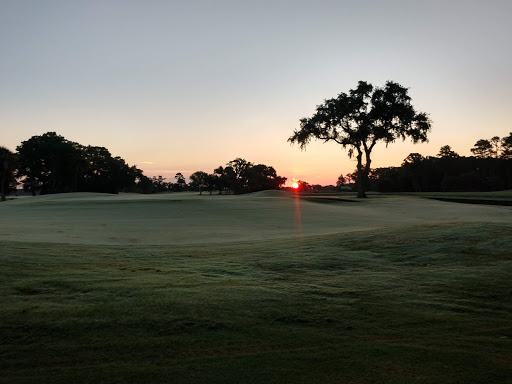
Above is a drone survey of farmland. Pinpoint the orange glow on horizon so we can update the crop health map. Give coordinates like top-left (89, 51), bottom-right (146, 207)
top-left (292, 182), bottom-right (299, 189)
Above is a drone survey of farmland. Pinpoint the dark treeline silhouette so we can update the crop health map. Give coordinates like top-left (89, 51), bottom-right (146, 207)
top-left (147, 173), bottom-right (188, 194)
top-left (2, 133), bottom-right (287, 197)
top-left (6, 132), bottom-right (150, 195)
top-left (339, 134), bottom-right (512, 193)
top-left (1, 146), bottom-right (17, 201)
top-left (282, 180), bottom-right (336, 193)
top-left (189, 158), bottom-right (287, 195)
top-left (139, 159), bottom-right (286, 195)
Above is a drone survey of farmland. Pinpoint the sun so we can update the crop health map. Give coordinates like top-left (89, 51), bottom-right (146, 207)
top-left (292, 182), bottom-right (299, 189)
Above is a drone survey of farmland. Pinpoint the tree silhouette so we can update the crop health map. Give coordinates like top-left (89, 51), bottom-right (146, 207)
top-left (401, 153), bottom-right (427, 192)
top-left (294, 180), bottom-right (311, 192)
top-left (0, 146), bottom-right (17, 201)
top-left (191, 159), bottom-right (286, 195)
top-left (490, 136), bottom-right (501, 158)
top-left (246, 164), bottom-right (286, 192)
top-left (151, 175), bottom-right (168, 192)
top-left (214, 166), bottom-right (228, 194)
top-left (471, 139), bottom-right (493, 158)
top-left (133, 170), bottom-right (154, 194)
top-left (16, 133), bottom-right (140, 195)
top-left (471, 135), bottom-right (512, 159)
top-left (174, 172), bottom-right (186, 191)
top-left (216, 165), bottom-right (237, 194)
top-left (226, 158), bottom-right (253, 194)
top-left (438, 145), bottom-right (459, 158)
top-left (189, 171), bottom-right (208, 194)
top-left (361, 134), bottom-right (512, 192)
top-left (205, 173), bottom-right (218, 195)
top-left (336, 174), bottom-right (346, 188)
top-left (403, 153), bottom-right (426, 165)
top-left (288, 81), bottom-right (431, 197)
top-left (81, 146), bottom-right (135, 193)
top-left (16, 132), bottom-right (83, 195)
top-left (502, 132), bottom-right (512, 159)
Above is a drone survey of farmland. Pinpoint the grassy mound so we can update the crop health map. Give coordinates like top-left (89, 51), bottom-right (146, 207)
top-left (1, 192), bottom-right (510, 245)
top-left (1, 193), bottom-right (511, 383)
top-left (245, 189), bottom-right (292, 198)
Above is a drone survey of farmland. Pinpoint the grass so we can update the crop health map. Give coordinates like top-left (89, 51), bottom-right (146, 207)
top-left (1, 192), bottom-right (511, 383)
top-left (391, 190), bottom-right (512, 206)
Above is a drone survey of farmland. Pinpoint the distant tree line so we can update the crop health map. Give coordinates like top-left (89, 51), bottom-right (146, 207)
top-left (186, 158), bottom-right (287, 195)
top-left (1, 132), bottom-right (150, 198)
top-left (337, 133), bottom-right (512, 193)
top-left (1, 133), bottom-right (287, 200)
top-left (1, 146), bottom-right (18, 201)
top-left (281, 180), bottom-right (338, 193)
top-left (138, 158), bottom-right (286, 195)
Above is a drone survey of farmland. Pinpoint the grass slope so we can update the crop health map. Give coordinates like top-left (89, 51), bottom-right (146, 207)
top-left (1, 193), bottom-right (511, 383)
top-left (1, 192), bottom-right (511, 245)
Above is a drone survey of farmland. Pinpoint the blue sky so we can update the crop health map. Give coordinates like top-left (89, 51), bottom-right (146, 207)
top-left (1, 0), bottom-right (511, 185)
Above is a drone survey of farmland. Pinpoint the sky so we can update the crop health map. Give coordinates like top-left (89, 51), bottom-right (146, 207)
top-left (1, 0), bottom-right (511, 185)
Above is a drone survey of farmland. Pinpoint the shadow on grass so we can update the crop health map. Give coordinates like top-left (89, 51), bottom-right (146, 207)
top-left (427, 197), bottom-right (512, 206)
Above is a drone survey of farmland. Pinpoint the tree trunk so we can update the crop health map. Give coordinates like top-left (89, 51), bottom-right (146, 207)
top-left (0, 176), bottom-right (5, 201)
top-left (1, 159), bottom-right (7, 201)
top-left (30, 172), bottom-right (36, 196)
top-left (356, 151), bottom-right (367, 198)
top-left (357, 180), bottom-right (366, 198)
top-left (362, 148), bottom-right (372, 197)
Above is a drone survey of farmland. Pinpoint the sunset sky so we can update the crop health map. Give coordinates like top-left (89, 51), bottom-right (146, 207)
top-left (1, 0), bottom-right (511, 185)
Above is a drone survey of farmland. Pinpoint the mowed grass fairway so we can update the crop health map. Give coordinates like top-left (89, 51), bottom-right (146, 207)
top-left (1, 191), bottom-right (511, 383)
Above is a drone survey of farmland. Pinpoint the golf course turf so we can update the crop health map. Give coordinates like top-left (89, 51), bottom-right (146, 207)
top-left (1, 191), bottom-right (511, 383)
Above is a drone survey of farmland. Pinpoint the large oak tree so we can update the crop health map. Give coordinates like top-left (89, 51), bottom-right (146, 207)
top-left (288, 81), bottom-right (432, 197)
top-left (16, 132), bottom-right (83, 195)
top-left (16, 132), bottom-right (140, 195)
